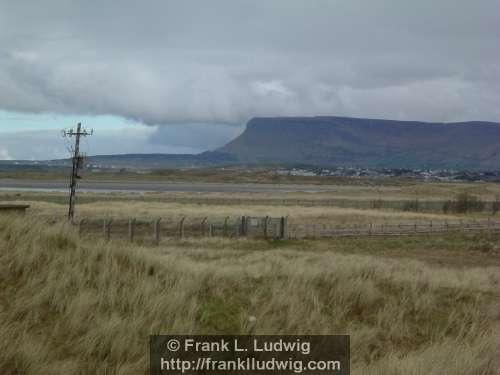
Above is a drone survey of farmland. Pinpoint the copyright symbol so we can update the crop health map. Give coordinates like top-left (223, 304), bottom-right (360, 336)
top-left (166, 339), bottom-right (181, 352)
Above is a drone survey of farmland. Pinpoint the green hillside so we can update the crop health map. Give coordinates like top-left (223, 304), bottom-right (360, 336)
top-left (218, 116), bottom-right (500, 169)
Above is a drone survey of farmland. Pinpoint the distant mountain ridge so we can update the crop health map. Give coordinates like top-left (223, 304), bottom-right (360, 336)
top-left (3, 116), bottom-right (500, 170)
top-left (79, 152), bottom-right (237, 169)
top-left (217, 116), bottom-right (500, 169)
top-left (19, 151), bottom-right (237, 169)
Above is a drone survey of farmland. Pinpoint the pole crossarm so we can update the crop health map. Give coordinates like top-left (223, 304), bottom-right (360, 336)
top-left (63, 128), bottom-right (93, 138)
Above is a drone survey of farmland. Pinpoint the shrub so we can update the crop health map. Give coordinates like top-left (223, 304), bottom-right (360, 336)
top-left (442, 193), bottom-right (485, 214)
top-left (492, 195), bottom-right (500, 216)
top-left (370, 199), bottom-right (383, 209)
top-left (402, 199), bottom-right (420, 212)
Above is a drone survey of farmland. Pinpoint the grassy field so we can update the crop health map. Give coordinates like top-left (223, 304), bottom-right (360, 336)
top-left (3, 196), bottom-right (468, 224)
top-left (3, 167), bottom-right (500, 196)
top-left (1, 182), bottom-right (500, 374)
top-left (1, 183), bottom-right (499, 225)
top-left (0, 167), bottom-right (419, 185)
top-left (0, 216), bottom-right (499, 374)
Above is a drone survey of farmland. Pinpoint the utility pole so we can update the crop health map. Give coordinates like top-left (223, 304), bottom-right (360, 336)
top-left (63, 123), bottom-right (93, 222)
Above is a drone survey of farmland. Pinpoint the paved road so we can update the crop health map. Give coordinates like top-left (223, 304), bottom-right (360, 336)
top-left (0, 179), bottom-right (385, 194)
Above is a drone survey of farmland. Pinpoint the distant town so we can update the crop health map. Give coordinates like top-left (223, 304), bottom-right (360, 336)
top-left (86, 164), bottom-right (500, 182)
top-left (274, 166), bottom-right (500, 182)
top-left (2, 158), bottom-right (500, 182)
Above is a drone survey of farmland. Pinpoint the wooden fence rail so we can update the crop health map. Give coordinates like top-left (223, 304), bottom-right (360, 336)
top-left (76, 216), bottom-right (500, 244)
top-left (288, 219), bottom-right (500, 239)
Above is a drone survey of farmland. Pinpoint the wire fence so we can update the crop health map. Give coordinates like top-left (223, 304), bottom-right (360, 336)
top-left (76, 216), bottom-right (500, 244)
top-left (78, 216), bottom-right (287, 244)
top-left (288, 219), bottom-right (500, 239)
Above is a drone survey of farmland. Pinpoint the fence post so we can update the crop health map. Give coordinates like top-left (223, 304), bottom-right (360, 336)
top-left (103, 219), bottom-right (112, 241)
top-left (179, 217), bottom-right (185, 239)
top-left (414, 222), bottom-right (417, 233)
top-left (264, 216), bottom-right (269, 239)
top-left (201, 217), bottom-right (207, 237)
top-left (223, 216), bottom-right (229, 237)
top-left (154, 218), bottom-right (161, 245)
top-left (280, 216), bottom-right (289, 239)
top-left (369, 223), bottom-right (372, 235)
top-left (208, 224), bottom-right (213, 237)
top-left (236, 218), bottom-right (241, 237)
top-left (245, 216), bottom-right (251, 236)
top-left (128, 218), bottom-right (136, 242)
top-left (79, 219), bottom-right (85, 236)
top-left (240, 216), bottom-right (246, 236)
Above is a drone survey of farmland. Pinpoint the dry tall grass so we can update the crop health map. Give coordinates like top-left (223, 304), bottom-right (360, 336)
top-left (5, 198), bottom-right (470, 226)
top-left (1, 217), bottom-right (499, 374)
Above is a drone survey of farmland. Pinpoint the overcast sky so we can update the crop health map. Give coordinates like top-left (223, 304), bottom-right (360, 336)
top-left (1, 0), bottom-right (499, 159)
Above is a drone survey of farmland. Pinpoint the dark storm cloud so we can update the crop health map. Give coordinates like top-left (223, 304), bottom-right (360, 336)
top-left (149, 124), bottom-right (244, 150)
top-left (1, 0), bottom-right (499, 126)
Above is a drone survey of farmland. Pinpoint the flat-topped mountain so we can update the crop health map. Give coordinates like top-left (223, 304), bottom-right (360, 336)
top-left (3, 116), bottom-right (499, 170)
top-left (217, 116), bottom-right (500, 169)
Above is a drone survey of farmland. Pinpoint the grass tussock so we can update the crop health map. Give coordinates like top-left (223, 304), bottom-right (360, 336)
top-left (0, 217), bottom-right (499, 374)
